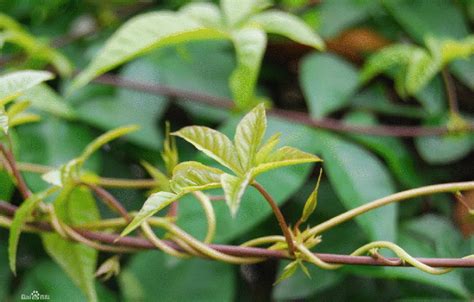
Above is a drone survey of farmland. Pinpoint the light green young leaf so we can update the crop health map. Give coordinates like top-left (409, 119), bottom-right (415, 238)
top-left (80, 125), bottom-right (139, 163)
top-left (255, 132), bottom-right (281, 164)
top-left (234, 103), bottom-right (267, 170)
top-left (221, 0), bottom-right (269, 27)
top-left (70, 12), bottom-right (228, 91)
top-left (274, 260), bottom-right (299, 285)
top-left (141, 161), bottom-right (170, 192)
top-left (8, 187), bottom-right (58, 274)
top-left (221, 173), bottom-right (251, 217)
top-left (439, 36), bottom-right (474, 63)
top-left (170, 161), bottom-right (224, 193)
top-left (251, 10), bottom-right (325, 50)
top-left (8, 113), bottom-right (41, 128)
top-left (252, 146), bottom-right (321, 176)
top-left (161, 122), bottom-right (179, 176)
top-left (360, 45), bottom-right (414, 83)
top-left (300, 169), bottom-right (323, 223)
top-left (41, 187), bottom-right (99, 302)
top-left (172, 126), bottom-right (242, 174)
top-left (0, 70), bottom-right (54, 102)
top-left (0, 110), bottom-right (8, 134)
top-left (6, 100), bottom-right (30, 119)
top-left (230, 27), bottom-right (267, 109)
top-left (405, 48), bottom-right (440, 95)
top-left (180, 2), bottom-right (223, 28)
top-left (17, 84), bottom-right (76, 119)
top-left (121, 192), bottom-right (180, 236)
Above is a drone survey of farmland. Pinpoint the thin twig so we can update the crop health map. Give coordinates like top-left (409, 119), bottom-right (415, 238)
top-left (0, 144), bottom-right (31, 199)
top-left (86, 183), bottom-right (131, 222)
top-left (93, 74), bottom-right (474, 137)
top-left (252, 182), bottom-right (295, 255)
top-left (442, 68), bottom-right (459, 115)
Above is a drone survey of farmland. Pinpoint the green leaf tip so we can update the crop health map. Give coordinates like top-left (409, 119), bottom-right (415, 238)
top-left (300, 168), bottom-right (323, 223)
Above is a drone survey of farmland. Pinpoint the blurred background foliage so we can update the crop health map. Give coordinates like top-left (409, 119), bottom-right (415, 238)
top-left (0, 0), bottom-right (473, 301)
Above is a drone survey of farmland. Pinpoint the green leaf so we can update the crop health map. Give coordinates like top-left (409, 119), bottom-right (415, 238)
top-left (221, 173), bottom-right (251, 217)
top-left (141, 161), bottom-right (170, 192)
top-left (0, 70), bottom-right (53, 102)
top-left (0, 109), bottom-right (7, 134)
top-left (172, 126), bottom-right (241, 174)
top-left (41, 187), bottom-right (99, 302)
top-left (383, 0), bottom-right (469, 43)
top-left (14, 261), bottom-right (117, 302)
top-left (301, 53), bottom-right (359, 118)
top-left (180, 2), bottom-right (223, 28)
top-left (121, 191), bottom-right (180, 236)
top-left (170, 161), bottom-right (224, 193)
top-left (18, 84), bottom-right (76, 119)
top-left (234, 103), bottom-right (267, 171)
top-left (405, 48), bottom-right (440, 94)
top-left (274, 260), bottom-right (299, 285)
top-left (79, 125), bottom-right (139, 163)
top-left (251, 10), bottom-right (324, 49)
top-left (300, 169), bottom-right (323, 223)
top-left (230, 26), bottom-right (266, 109)
top-left (71, 12), bottom-right (228, 91)
top-left (255, 132), bottom-right (281, 164)
top-left (8, 187), bottom-right (57, 274)
top-left (221, 0), bottom-right (269, 27)
top-left (343, 111), bottom-right (423, 188)
top-left (415, 115), bottom-right (473, 164)
top-left (313, 130), bottom-right (397, 241)
top-left (252, 146), bottom-right (321, 176)
top-left (360, 45), bottom-right (414, 83)
top-left (120, 251), bottom-right (235, 302)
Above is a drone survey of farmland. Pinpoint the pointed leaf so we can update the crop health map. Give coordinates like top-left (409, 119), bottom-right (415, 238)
top-left (141, 161), bottom-right (170, 192)
top-left (80, 125), bottom-right (139, 163)
top-left (41, 187), bottom-right (99, 302)
top-left (0, 110), bottom-right (8, 135)
top-left (0, 70), bottom-right (53, 101)
top-left (253, 146), bottom-right (321, 176)
top-left (121, 192), bottom-right (180, 236)
top-left (180, 2), bottom-right (223, 28)
top-left (230, 27), bottom-right (267, 109)
top-left (70, 12), bottom-right (228, 91)
top-left (405, 48), bottom-right (440, 94)
top-left (300, 169), bottom-right (323, 223)
top-left (360, 45), bottom-right (414, 83)
top-left (235, 103), bottom-right (267, 171)
top-left (172, 126), bottom-right (241, 173)
top-left (255, 132), bottom-right (281, 164)
top-left (274, 260), bottom-right (299, 285)
top-left (221, 173), bottom-right (251, 217)
top-left (170, 161), bottom-right (224, 193)
top-left (221, 0), bottom-right (269, 26)
top-left (8, 187), bottom-right (57, 274)
top-left (251, 10), bottom-right (324, 50)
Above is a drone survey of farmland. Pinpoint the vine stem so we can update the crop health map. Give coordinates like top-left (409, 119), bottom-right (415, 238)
top-left (16, 162), bottom-right (158, 189)
top-left (441, 68), bottom-right (459, 116)
top-left (252, 182), bottom-right (295, 255)
top-left (0, 144), bottom-right (31, 199)
top-left (1, 205), bottom-right (473, 268)
top-left (93, 74), bottom-right (474, 137)
top-left (307, 181), bottom-right (474, 238)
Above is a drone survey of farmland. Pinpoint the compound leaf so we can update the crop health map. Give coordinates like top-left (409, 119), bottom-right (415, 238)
top-left (253, 146), bottom-right (321, 176)
top-left (170, 161), bottom-right (224, 193)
